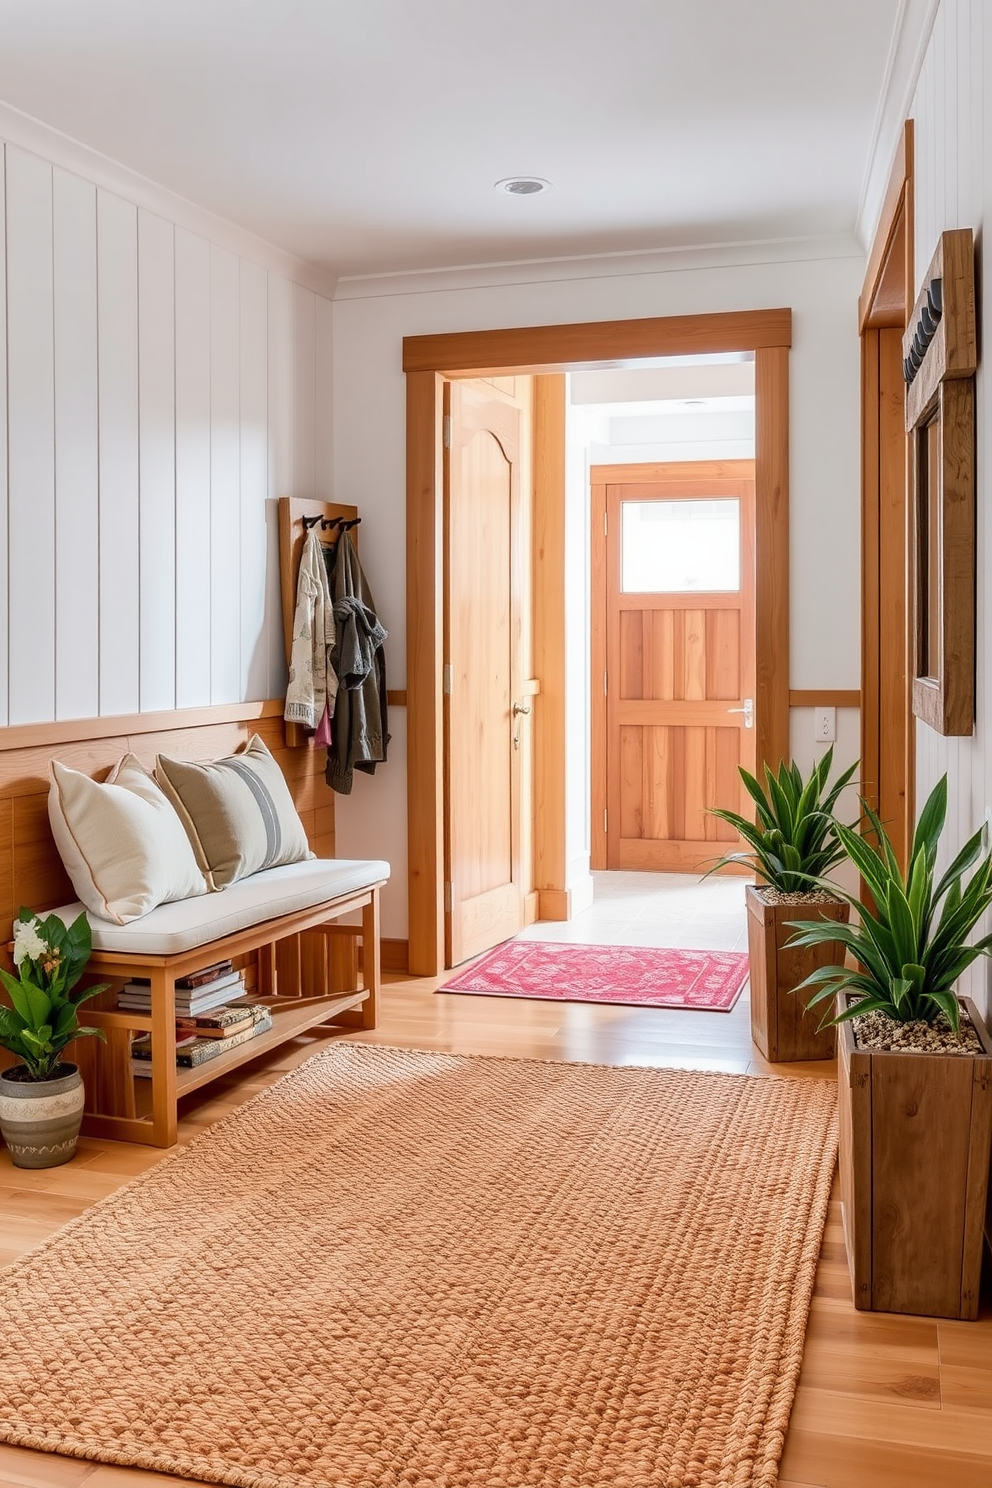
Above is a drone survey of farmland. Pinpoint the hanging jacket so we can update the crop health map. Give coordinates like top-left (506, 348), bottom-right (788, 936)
top-left (284, 526), bottom-right (338, 730)
top-left (325, 533), bottom-right (389, 794)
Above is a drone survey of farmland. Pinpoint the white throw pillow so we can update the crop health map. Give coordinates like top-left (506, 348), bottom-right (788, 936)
top-left (48, 755), bottom-right (209, 924)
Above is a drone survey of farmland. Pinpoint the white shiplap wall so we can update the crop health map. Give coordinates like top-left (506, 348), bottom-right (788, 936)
top-left (0, 140), bottom-right (332, 727)
top-left (910, 0), bottom-right (990, 1015)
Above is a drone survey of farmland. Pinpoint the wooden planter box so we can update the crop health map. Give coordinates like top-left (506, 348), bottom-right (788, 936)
top-left (838, 994), bottom-right (992, 1319)
top-left (745, 885), bottom-right (848, 1062)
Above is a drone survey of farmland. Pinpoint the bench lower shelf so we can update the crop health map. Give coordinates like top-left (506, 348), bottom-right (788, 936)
top-left (81, 990), bottom-right (370, 1144)
top-left (76, 880), bottom-right (384, 1148)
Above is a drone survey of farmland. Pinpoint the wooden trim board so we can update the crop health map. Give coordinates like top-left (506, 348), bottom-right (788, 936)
top-left (860, 119), bottom-right (914, 867)
top-left (0, 699), bottom-right (282, 751)
top-left (789, 690), bottom-right (861, 708)
top-left (403, 309), bottom-right (792, 377)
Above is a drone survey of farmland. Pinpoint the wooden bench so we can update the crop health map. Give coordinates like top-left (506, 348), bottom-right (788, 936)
top-left (0, 702), bottom-right (389, 1150)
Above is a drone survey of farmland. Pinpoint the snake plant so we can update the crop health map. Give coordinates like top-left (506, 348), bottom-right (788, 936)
top-left (787, 775), bottom-right (992, 1034)
top-left (708, 745), bottom-right (858, 893)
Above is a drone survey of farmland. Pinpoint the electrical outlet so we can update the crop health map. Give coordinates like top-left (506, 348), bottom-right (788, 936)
top-left (813, 706), bottom-right (836, 743)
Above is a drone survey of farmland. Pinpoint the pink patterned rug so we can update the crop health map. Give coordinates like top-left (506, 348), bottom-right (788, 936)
top-left (439, 941), bottom-right (749, 1011)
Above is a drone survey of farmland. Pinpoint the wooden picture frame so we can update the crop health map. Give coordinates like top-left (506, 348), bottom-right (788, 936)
top-left (903, 229), bottom-right (977, 736)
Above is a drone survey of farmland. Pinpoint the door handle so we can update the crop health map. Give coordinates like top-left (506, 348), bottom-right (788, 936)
top-left (512, 702), bottom-right (531, 717)
top-left (727, 698), bottom-right (754, 729)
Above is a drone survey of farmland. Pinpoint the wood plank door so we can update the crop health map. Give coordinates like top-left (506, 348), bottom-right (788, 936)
top-left (443, 380), bottom-right (527, 964)
top-left (593, 461), bottom-right (756, 873)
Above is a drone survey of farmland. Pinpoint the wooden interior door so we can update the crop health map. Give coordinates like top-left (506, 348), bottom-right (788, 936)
top-left (594, 462), bottom-right (756, 872)
top-left (444, 380), bottom-right (527, 964)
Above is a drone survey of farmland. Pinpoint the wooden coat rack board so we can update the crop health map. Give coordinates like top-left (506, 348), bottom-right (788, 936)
top-left (278, 496), bottom-right (360, 748)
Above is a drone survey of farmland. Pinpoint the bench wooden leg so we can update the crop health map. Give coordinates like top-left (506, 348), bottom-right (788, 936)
top-left (361, 887), bottom-right (381, 1030)
top-left (149, 967), bottom-right (178, 1148)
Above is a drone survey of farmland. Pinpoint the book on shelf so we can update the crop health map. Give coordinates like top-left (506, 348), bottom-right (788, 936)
top-left (119, 974), bottom-right (246, 1016)
top-left (122, 960), bottom-right (234, 992)
top-left (120, 967), bottom-right (243, 999)
top-left (175, 1002), bottom-right (265, 1037)
top-left (130, 1006), bottom-right (272, 1074)
top-left (176, 960), bottom-right (235, 990)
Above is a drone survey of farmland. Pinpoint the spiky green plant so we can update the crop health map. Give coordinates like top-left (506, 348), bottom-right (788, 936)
top-left (787, 775), bottom-right (992, 1034)
top-left (707, 745), bottom-right (858, 893)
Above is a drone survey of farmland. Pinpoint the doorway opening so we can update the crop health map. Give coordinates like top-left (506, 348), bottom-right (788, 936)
top-left (574, 359), bottom-right (757, 877)
top-left (404, 311), bottom-right (791, 976)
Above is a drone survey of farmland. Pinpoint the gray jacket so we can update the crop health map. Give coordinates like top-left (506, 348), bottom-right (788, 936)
top-left (324, 534), bottom-right (389, 794)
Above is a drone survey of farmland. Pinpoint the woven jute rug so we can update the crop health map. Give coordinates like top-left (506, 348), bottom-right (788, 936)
top-left (0, 1045), bottom-right (837, 1488)
top-left (440, 941), bottom-right (749, 1011)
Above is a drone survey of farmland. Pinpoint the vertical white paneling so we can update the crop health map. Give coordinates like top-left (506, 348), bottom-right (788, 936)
top-left (53, 168), bottom-right (99, 720)
top-left (6, 146), bottom-right (55, 725)
top-left (138, 210), bottom-right (176, 712)
top-left (267, 273), bottom-right (295, 697)
top-left (174, 228), bottom-right (212, 707)
top-left (293, 283), bottom-right (316, 499)
top-left (315, 294), bottom-right (334, 500)
top-left (0, 150), bottom-right (9, 726)
top-left (239, 259), bottom-right (269, 699)
top-left (908, 0), bottom-right (992, 1013)
top-left (97, 190), bottom-right (140, 716)
top-left (209, 245), bottom-right (241, 703)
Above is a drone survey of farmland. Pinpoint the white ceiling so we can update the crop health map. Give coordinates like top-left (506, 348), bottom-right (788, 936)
top-left (0, 0), bottom-right (919, 281)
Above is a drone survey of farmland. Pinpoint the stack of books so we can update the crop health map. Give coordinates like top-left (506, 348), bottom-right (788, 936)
top-left (122, 958), bottom-right (274, 1076)
top-left (130, 1003), bottom-right (273, 1075)
top-left (118, 959), bottom-right (245, 1016)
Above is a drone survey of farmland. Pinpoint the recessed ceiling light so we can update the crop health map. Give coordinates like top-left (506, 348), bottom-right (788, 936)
top-left (495, 177), bottom-right (552, 196)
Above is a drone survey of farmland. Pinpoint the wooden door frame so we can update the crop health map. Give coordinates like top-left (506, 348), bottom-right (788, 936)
top-left (859, 120), bottom-right (915, 867)
top-left (404, 309), bottom-right (792, 976)
top-left (589, 459), bottom-right (757, 872)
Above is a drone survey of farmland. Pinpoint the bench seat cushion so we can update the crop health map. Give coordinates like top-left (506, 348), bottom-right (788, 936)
top-left (51, 858), bottom-right (390, 957)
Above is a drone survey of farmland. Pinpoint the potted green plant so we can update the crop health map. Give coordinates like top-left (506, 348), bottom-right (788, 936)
top-left (787, 775), bottom-right (992, 1319)
top-left (709, 745), bottom-right (858, 1062)
top-left (0, 909), bottom-right (107, 1169)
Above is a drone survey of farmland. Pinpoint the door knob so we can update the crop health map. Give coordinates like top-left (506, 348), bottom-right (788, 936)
top-left (512, 702), bottom-right (531, 717)
top-left (727, 697), bottom-right (754, 729)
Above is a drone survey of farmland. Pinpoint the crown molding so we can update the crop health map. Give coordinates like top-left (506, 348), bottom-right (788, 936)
top-left (855, 0), bottom-right (940, 252)
top-left (0, 98), bottom-right (337, 300)
top-left (333, 232), bottom-right (863, 302)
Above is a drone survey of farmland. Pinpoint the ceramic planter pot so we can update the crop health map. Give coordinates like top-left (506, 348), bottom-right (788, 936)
top-left (745, 884), bottom-right (850, 1062)
top-left (837, 993), bottom-right (992, 1320)
top-left (0, 1062), bottom-right (84, 1169)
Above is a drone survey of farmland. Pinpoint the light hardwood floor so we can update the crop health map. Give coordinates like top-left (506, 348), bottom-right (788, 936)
top-left (0, 970), bottom-right (990, 1488)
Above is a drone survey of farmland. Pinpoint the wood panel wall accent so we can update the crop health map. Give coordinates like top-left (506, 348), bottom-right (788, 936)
top-left (754, 347), bottom-right (790, 772)
top-left (0, 704), bottom-right (333, 942)
top-left (406, 371), bottom-right (446, 975)
top-left (532, 376), bottom-right (568, 918)
top-left (860, 119), bottom-right (915, 869)
top-left (405, 311), bottom-right (791, 976)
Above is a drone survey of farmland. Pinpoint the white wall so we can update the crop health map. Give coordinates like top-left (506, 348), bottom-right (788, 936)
top-left (908, 0), bottom-right (991, 1016)
top-left (0, 137), bottom-right (333, 726)
top-left (332, 247), bottom-right (865, 937)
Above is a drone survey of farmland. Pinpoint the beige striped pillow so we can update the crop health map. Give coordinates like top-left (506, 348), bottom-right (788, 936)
top-left (49, 755), bottom-right (209, 923)
top-left (155, 735), bottom-right (313, 890)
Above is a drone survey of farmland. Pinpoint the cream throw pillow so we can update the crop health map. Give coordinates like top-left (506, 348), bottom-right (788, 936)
top-left (49, 755), bottom-right (209, 924)
top-left (155, 735), bottom-right (313, 890)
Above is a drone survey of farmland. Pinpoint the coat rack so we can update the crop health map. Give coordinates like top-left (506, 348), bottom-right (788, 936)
top-left (278, 496), bottom-right (359, 748)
